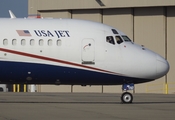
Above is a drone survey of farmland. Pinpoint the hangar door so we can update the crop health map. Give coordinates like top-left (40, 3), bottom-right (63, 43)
top-left (81, 39), bottom-right (95, 64)
top-left (39, 10), bottom-right (71, 18)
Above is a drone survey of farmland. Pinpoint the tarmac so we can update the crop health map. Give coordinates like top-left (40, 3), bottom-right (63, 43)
top-left (0, 92), bottom-right (175, 120)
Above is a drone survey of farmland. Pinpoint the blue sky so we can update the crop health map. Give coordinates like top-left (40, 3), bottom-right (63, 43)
top-left (0, 0), bottom-right (28, 18)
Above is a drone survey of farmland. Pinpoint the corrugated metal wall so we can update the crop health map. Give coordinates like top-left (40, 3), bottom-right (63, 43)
top-left (28, 0), bottom-right (175, 12)
top-left (29, 0), bottom-right (175, 94)
top-left (134, 7), bottom-right (166, 93)
top-left (167, 7), bottom-right (175, 94)
top-left (40, 10), bottom-right (71, 18)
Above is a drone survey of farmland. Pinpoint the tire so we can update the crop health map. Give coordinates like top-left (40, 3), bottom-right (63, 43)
top-left (0, 87), bottom-right (3, 92)
top-left (121, 92), bottom-right (133, 103)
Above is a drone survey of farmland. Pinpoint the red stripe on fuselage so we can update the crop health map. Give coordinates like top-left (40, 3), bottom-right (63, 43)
top-left (0, 48), bottom-right (122, 75)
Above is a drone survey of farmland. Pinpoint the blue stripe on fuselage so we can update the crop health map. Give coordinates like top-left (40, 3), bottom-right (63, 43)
top-left (0, 61), bottom-right (153, 85)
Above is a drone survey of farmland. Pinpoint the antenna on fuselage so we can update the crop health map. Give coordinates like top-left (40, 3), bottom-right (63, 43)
top-left (9, 10), bottom-right (16, 18)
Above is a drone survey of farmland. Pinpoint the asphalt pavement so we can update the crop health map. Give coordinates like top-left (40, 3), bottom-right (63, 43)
top-left (0, 92), bottom-right (175, 120)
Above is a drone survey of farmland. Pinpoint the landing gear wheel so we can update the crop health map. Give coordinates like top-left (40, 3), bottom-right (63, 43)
top-left (121, 92), bottom-right (133, 103)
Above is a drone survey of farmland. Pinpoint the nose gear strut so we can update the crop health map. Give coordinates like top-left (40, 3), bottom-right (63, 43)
top-left (121, 83), bottom-right (134, 103)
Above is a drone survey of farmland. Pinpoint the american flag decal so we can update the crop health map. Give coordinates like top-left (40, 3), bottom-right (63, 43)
top-left (16, 30), bottom-right (31, 36)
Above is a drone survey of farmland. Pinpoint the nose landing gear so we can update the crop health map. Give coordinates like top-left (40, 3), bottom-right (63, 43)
top-left (121, 83), bottom-right (134, 103)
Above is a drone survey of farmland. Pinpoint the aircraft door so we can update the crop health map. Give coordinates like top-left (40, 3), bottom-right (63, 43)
top-left (81, 38), bottom-right (95, 64)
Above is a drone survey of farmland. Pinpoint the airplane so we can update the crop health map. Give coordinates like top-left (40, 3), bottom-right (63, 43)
top-left (0, 16), bottom-right (169, 103)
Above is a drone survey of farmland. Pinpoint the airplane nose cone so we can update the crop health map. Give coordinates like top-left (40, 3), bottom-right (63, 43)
top-left (156, 55), bottom-right (170, 78)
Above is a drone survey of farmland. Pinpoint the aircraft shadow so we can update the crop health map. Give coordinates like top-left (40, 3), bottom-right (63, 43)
top-left (0, 101), bottom-right (175, 104)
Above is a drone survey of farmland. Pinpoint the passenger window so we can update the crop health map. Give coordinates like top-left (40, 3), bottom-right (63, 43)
top-left (57, 39), bottom-right (62, 46)
top-left (115, 36), bottom-right (123, 44)
top-left (12, 39), bottom-right (17, 46)
top-left (39, 39), bottom-right (44, 46)
top-left (106, 36), bottom-right (115, 45)
top-left (48, 39), bottom-right (52, 46)
top-left (3, 39), bottom-right (8, 46)
top-left (21, 39), bottom-right (26, 46)
top-left (30, 39), bottom-right (35, 46)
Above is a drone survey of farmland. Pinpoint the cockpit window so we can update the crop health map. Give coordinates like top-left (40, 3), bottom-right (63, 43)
top-left (111, 29), bottom-right (118, 34)
top-left (122, 36), bottom-right (132, 42)
top-left (115, 36), bottom-right (123, 44)
top-left (106, 36), bottom-right (115, 45)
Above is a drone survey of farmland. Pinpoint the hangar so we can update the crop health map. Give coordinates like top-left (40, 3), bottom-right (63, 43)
top-left (27, 0), bottom-right (175, 93)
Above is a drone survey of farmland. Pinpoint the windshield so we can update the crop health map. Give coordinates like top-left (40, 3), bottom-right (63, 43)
top-left (115, 36), bottom-right (123, 44)
top-left (122, 36), bottom-right (132, 42)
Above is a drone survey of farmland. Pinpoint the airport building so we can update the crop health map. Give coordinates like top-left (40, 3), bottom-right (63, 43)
top-left (26, 0), bottom-right (175, 94)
